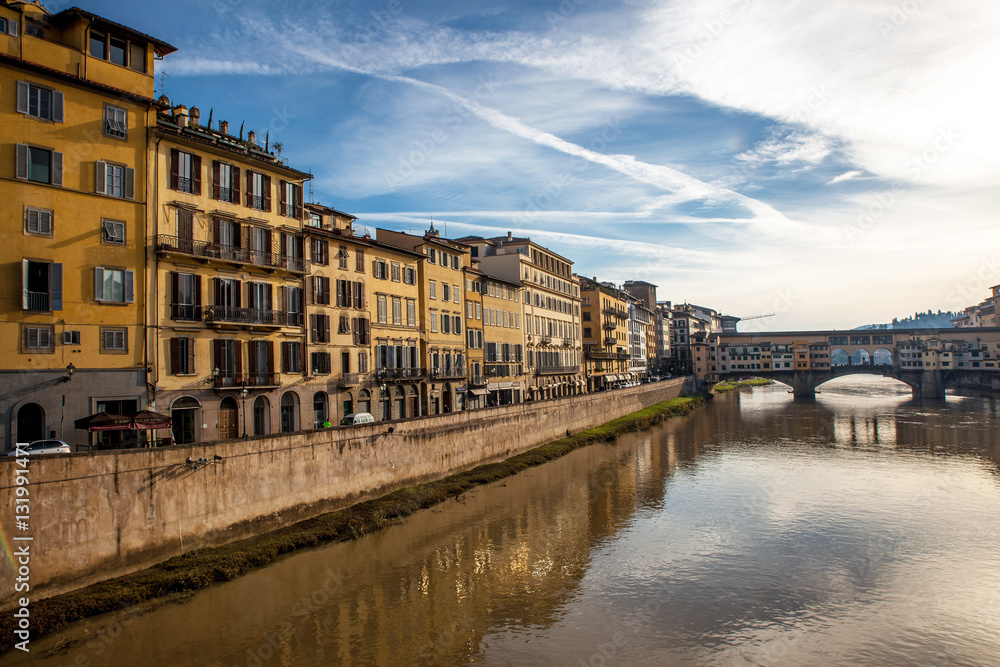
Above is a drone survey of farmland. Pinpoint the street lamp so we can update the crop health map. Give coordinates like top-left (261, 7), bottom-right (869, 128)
top-left (240, 387), bottom-right (249, 439)
top-left (62, 363), bottom-right (75, 383)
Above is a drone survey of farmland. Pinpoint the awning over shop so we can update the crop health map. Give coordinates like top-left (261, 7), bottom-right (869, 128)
top-left (74, 412), bottom-right (131, 431)
top-left (470, 388), bottom-right (490, 397)
top-left (130, 410), bottom-right (172, 430)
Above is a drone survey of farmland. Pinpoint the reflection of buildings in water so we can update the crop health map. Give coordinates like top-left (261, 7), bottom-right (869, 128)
top-left (833, 414), bottom-right (898, 446)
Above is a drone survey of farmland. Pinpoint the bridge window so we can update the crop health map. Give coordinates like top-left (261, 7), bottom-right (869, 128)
top-left (850, 336), bottom-right (871, 345)
top-left (829, 336), bottom-right (848, 345)
top-left (872, 335), bottom-right (893, 345)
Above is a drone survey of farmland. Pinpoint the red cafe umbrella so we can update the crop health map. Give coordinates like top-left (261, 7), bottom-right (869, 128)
top-left (74, 412), bottom-right (132, 432)
top-left (130, 410), bottom-right (172, 430)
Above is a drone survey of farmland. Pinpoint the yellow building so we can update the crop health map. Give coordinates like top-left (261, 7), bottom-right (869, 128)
top-left (376, 227), bottom-right (470, 414)
top-left (0, 3), bottom-right (175, 449)
top-left (365, 236), bottom-right (424, 421)
top-left (463, 262), bottom-right (487, 409)
top-left (580, 277), bottom-right (630, 392)
top-left (457, 233), bottom-right (583, 400)
top-left (149, 103), bottom-right (312, 444)
top-left (479, 273), bottom-right (526, 406)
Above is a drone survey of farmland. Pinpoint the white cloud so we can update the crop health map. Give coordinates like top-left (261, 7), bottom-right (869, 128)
top-left (827, 170), bottom-right (864, 185)
top-left (737, 131), bottom-right (833, 168)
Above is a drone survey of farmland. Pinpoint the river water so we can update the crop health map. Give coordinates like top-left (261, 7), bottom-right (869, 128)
top-left (5, 377), bottom-right (1000, 666)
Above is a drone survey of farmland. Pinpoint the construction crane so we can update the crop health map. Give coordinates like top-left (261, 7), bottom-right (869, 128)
top-left (738, 313), bottom-right (777, 321)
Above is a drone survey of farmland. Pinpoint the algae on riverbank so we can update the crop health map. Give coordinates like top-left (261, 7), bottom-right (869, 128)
top-left (0, 394), bottom-right (706, 653)
top-left (713, 378), bottom-right (773, 393)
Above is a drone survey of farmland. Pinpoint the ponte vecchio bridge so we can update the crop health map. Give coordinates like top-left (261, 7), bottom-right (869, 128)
top-left (695, 328), bottom-right (1000, 399)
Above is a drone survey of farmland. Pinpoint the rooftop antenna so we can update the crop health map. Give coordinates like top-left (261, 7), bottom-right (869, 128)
top-left (157, 71), bottom-right (168, 98)
top-left (308, 149), bottom-right (314, 202)
top-left (265, 130), bottom-right (269, 152)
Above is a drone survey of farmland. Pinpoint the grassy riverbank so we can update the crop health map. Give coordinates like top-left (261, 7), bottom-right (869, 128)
top-left (0, 394), bottom-right (708, 653)
top-left (713, 378), bottom-right (773, 393)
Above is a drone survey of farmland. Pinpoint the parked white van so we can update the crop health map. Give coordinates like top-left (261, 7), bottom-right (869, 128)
top-left (340, 412), bottom-right (375, 425)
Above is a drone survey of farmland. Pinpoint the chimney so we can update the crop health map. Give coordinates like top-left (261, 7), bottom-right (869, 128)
top-left (507, 231), bottom-right (512, 240)
top-left (247, 130), bottom-right (256, 146)
top-left (189, 106), bottom-right (201, 128)
top-left (219, 120), bottom-right (229, 135)
top-left (173, 105), bottom-right (189, 128)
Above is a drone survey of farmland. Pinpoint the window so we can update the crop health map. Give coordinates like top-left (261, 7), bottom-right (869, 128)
top-left (377, 295), bottom-right (387, 324)
top-left (442, 313), bottom-right (451, 334)
top-left (282, 342), bottom-right (303, 373)
top-left (338, 245), bottom-right (348, 269)
top-left (15, 145), bottom-right (62, 185)
top-left (312, 353), bottom-right (332, 375)
top-left (373, 260), bottom-right (388, 280)
top-left (358, 351), bottom-right (369, 373)
top-left (90, 29), bottom-right (146, 72)
top-left (281, 180), bottom-right (302, 219)
top-left (16, 82), bottom-right (63, 122)
top-left (94, 267), bottom-right (135, 303)
top-left (0, 17), bottom-right (19, 36)
top-left (443, 284), bottom-right (450, 302)
top-left (391, 263), bottom-right (401, 282)
top-left (453, 316), bottom-right (462, 334)
top-left (170, 337), bottom-right (196, 374)
top-left (247, 171), bottom-right (270, 210)
top-left (310, 314), bottom-right (330, 343)
top-left (427, 248), bottom-right (437, 263)
top-left (356, 248), bottom-right (365, 273)
top-left (63, 330), bottom-right (81, 345)
top-left (312, 239), bottom-right (329, 265)
top-left (102, 219), bottom-right (126, 245)
top-left (429, 281), bottom-right (437, 299)
top-left (170, 149), bottom-right (200, 194)
top-left (171, 272), bottom-right (201, 321)
top-left (407, 299), bottom-right (416, 326)
top-left (95, 161), bottom-right (134, 198)
top-left (23, 325), bottom-right (53, 351)
top-left (452, 256), bottom-right (459, 270)
top-left (22, 259), bottom-right (62, 311)
top-left (24, 207), bottom-right (52, 236)
top-left (101, 328), bottom-right (128, 353)
top-left (453, 285), bottom-right (460, 303)
top-left (392, 297), bottom-right (402, 325)
top-left (104, 105), bottom-right (127, 139)
top-left (431, 312), bottom-right (438, 333)
top-left (213, 161), bottom-right (239, 202)
top-left (404, 267), bottom-right (416, 284)
top-left (312, 276), bottom-right (331, 305)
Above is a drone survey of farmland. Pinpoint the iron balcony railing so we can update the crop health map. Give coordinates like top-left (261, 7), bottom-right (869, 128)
top-left (244, 372), bottom-right (279, 387)
top-left (177, 177), bottom-right (193, 193)
top-left (171, 304), bottom-right (202, 321)
top-left (214, 373), bottom-right (243, 388)
top-left (214, 373), bottom-right (279, 388)
top-left (430, 367), bottom-right (467, 379)
top-left (249, 194), bottom-right (265, 210)
top-left (536, 365), bottom-right (579, 375)
top-left (25, 291), bottom-right (49, 311)
top-left (374, 367), bottom-right (427, 381)
top-left (205, 306), bottom-right (287, 327)
top-left (155, 235), bottom-right (309, 273)
top-left (218, 186), bottom-right (233, 203)
top-left (469, 374), bottom-right (487, 386)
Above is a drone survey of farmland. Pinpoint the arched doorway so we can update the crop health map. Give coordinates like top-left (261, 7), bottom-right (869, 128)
top-left (171, 396), bottom-right (200, 445)
top-left (16, 403), bottom-right (44, 444)
top-left (342, 393), bottom-right (354, 422)
top-left (395, 386), bottom-right (406, 420)
top-left (313, 392), bottom-right (329, 428)
top-left (253, 396), bottom-right (270, 436)
top-left (442, 383), bottom-right (452, 413)
top-left (358, 389), bottom-right (371, 415)
top-left (219, 396), bottom-right (238, 440)
top-left (280, 392), bottom-right (299, 433)
top-left (409, 385), bottom-right (420, 418)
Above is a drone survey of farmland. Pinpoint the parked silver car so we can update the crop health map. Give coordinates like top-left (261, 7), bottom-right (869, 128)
top-left (6, 440), bottom-right (72, 456)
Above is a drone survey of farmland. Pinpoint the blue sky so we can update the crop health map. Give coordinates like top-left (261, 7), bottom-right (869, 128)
top-left (72, 0), bottom-right (1000, 329)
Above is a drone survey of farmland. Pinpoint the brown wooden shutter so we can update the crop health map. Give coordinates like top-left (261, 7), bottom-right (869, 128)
top-left (245, 170), bottom-right (253, 207)
top-left (232, 166), bottom-right (241, 204)
top-left (248, 340), bottom-right (257, 377)
top-left (322, 315), bottom-right (330, 343)
top-left (213, 217), bottom-right (221, 245)
top-left (281, 342), bottom-right (289, 373)
top-left (308, 277), bottom-right (315, 305)
top-left (178, 209), bottom-right (193, 241)
top-left (191, 154), bottom-right (202, 195)
top-left (170, 272), bottom-right (179, 319)
top-left (194, 275), bottom-right (202, 321)
top-left (235, 280), bottom-right (242, 308)
top-left (310, 314), bottom-right (317, 343)
top-left (170, 148), bottom-right (179, 190)
top-left (187, 338), bottom-right (196, 373)
top-left (213, 339), bottom-right (223, 373)
top-left (212, 161), bottom-right (220, 199)
top-left (235, 341), bottom-right (243, 382)
top-left (294, 184), bottom-right (303, 219)
top-left (266, 341), bottom-right (274, 374)
top-left (263, 175), bottom-right (272, 211)
top-left (233, 221), bottom-right (242, 250)
top-left (323, 277), bottom-right (331, 305)
top-left (279, 180), bottom-right (287, 215)
top-left (266, 283), bottom-right (273, 311)
top-left (170, 338), bottom-right (181, 375)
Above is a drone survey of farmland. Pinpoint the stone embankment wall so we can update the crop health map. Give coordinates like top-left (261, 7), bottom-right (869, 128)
top-left (0, 378), bottom-right (693, 608)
